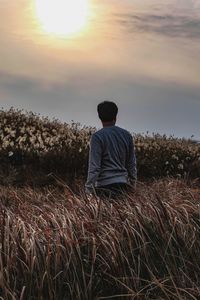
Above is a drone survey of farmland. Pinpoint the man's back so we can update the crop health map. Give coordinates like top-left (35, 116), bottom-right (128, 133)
top-left (85, 125), bottom-right (137, 192)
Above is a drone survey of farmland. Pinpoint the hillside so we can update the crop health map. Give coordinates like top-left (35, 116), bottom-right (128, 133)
top-left (0, 108), bottom-right (200, 299)
top-left (0, 108), bottom-right (200, 186)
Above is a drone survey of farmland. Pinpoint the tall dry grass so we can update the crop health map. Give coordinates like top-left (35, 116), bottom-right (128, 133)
top-left (0, 179), bottom-right (199, 299)
top-left (0, 108), bottom-right (200, 186)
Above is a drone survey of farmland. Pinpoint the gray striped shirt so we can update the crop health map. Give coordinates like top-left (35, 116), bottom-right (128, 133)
top-left (85, 125), bottom-right (137, 193)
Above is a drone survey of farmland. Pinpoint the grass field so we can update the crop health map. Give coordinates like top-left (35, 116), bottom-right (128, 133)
top-left (0, 108), bottom-right (200, 299)
top-left (0, 108), bottom-right (200, 186)
top-left (0, 179), bottom-right (200, 299)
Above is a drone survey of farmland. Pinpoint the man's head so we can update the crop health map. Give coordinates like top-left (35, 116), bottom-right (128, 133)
top-left (97, 101), bottom-right (118, 124)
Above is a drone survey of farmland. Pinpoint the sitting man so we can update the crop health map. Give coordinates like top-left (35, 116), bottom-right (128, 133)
top-left (85, 101), bottom-right (137, 199)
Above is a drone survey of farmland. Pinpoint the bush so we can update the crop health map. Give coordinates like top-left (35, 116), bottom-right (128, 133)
top-left (0, 108), bottom-right (199, 185)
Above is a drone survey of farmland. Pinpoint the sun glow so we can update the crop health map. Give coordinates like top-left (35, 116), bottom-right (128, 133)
top-left (35, 0), bottom-right (89, 36)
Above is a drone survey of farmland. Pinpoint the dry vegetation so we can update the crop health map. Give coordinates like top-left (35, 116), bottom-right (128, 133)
top-left (0, 180), bottom-right (200, 299)
top-left (0, 108), bottom-right (200, 186)
top-left (0, 108), bottom-right (200, 299)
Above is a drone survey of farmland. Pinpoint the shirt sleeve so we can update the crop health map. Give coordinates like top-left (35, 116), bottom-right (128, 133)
top-left (127, 135), bottom-right (137, 181)
top-left (85, 134), bottom-right (102, 194)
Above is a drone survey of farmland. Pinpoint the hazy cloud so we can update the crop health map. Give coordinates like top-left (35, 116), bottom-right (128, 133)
top-left (0, 72), bottom-right (42, 92)
top-left (117, 13), bottom-right (200, 39)
top-left (1, 69), bottom-right (200, 139)
top-left (0, 1), bottom-right (200, 139)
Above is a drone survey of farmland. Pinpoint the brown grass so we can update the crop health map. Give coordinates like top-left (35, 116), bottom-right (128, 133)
top-left (1, 108), bottom-right (200, 185)
top-left (0, 179), bottom-right (199, 299)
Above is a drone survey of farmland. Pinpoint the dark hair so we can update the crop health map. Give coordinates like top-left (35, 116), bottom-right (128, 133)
top-left (97, 101), bottom-right (118, 122)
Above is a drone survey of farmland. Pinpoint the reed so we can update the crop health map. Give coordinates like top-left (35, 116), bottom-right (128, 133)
top-left (0, 108), bottom-right (200, 186)
top-left (0, 179), bottom-right (199, 299)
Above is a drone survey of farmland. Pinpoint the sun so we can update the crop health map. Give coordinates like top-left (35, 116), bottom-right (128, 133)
top-left (35, 0), bottom-right (89, 37)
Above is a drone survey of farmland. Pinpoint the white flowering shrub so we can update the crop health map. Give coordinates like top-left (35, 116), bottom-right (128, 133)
top-left (0, 108), bottom-right (199, 184)
top-left (0, 108), bottom-right (94, 183)
top-left (135, 134), bottom-right (200, 178)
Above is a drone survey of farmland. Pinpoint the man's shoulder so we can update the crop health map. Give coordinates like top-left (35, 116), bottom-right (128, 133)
top-left (93, 126), bottom-right (132, 137)
top-left (92, 127), bottom-right (108, 138)
top-left (92, 129), bottom-right (102, 138)
top-left (117, 126), bottom-right (131, 133)
top-left (115, 126), bottom-right (133, 138)
top-left (91, 130), bottom-right (104, 143)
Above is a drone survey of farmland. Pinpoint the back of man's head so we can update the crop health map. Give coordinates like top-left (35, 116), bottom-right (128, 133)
top-left (97, 101), bottom-right (118, 122)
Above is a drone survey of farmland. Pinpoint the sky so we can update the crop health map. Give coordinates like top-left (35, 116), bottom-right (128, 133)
top-left (0, 0), bottom-right (200, 139)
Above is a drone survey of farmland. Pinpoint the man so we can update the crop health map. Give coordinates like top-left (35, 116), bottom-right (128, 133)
top-left (85, 101), bottom-right (137, 198)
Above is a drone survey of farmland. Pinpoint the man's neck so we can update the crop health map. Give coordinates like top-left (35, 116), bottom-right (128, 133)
top-left (102, 121), bottom-right (116, 128)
